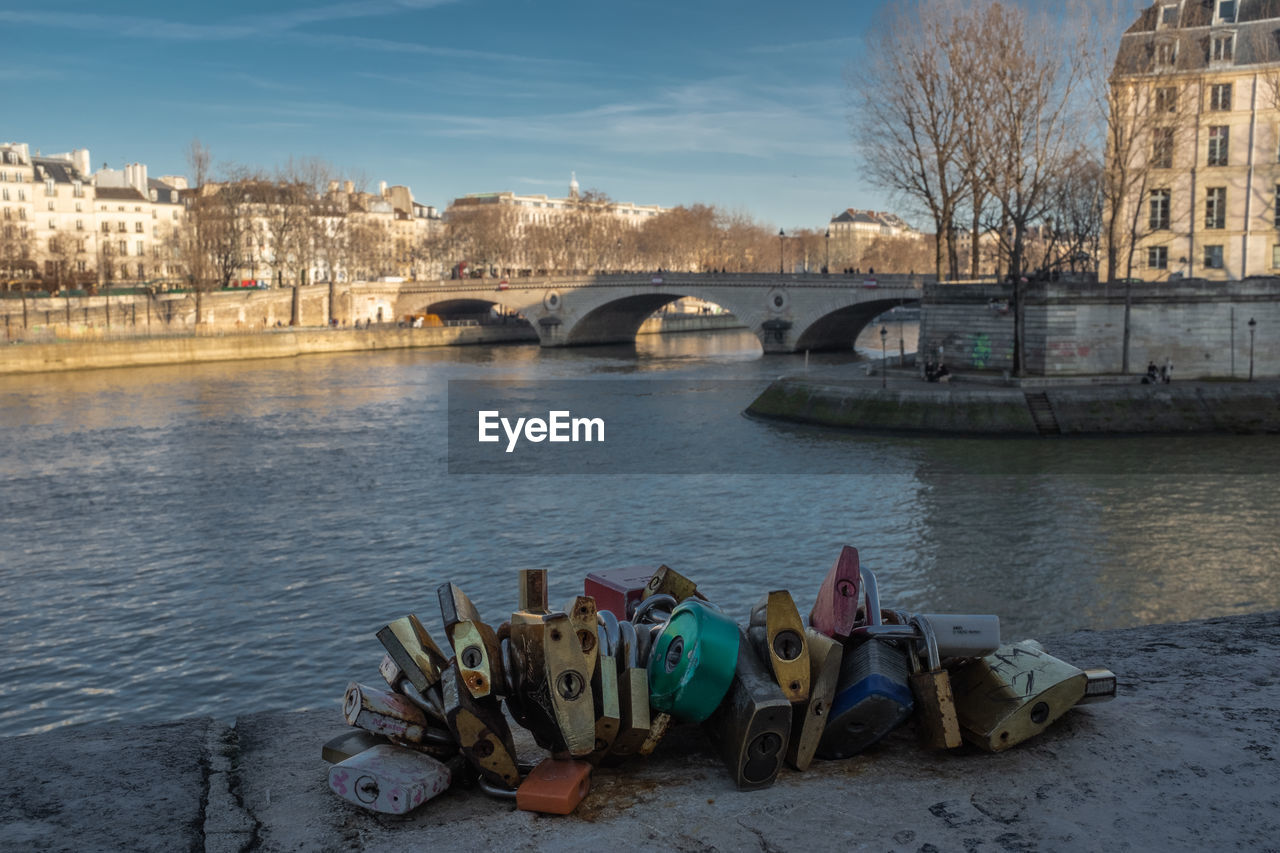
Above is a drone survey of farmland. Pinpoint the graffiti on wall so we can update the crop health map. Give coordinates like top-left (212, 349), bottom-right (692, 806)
top-left (970, 333), bottom-right (992, 368)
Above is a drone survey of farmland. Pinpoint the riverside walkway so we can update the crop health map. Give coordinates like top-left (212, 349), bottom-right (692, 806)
top-left (1, 611), bottom-right (1276, 852)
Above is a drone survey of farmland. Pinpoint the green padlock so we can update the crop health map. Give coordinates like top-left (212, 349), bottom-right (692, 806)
top-left (647, 599), bottom-right (740, 723)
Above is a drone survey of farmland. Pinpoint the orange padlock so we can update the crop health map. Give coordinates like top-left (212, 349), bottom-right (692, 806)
top-left (515, 758), bottom-right (592, 815)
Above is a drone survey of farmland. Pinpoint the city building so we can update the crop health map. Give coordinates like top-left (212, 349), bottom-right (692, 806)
top-left (1110, 0), bottom-right (1280, 281)
top-left (450, 173), bottom-right (667, 228)
top-left (827, 209), bottom-right (920, 271)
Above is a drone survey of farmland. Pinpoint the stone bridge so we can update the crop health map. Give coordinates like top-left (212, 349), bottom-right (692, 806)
top-left (366, 273), bottom-right (923, 353)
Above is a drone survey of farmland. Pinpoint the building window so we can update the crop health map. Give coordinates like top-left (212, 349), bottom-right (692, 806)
top-left (1217, 0), bottom-right (1236, 22)
top-left (1148, 246), bottom-right (1169, 269)
top-left (1149, 189), bottom-right (1171, 230)
top-left (1204, 244), bottom-right (1224, 269)
top-left (1205, 187), bottom-right (1226, 228)
top-left (1210, 83), bottom-right (1232, 111)
top-left (135, 222), bottom-right (143, 233)
top-left (117, 222), bottom-right (126, 232)
top-left (1, 208), bottom-right (8, 220)
top-left (72, 181), bottom-right (83, 198)
top-left (1211, 34), bottom-right (1234, 63)
top-left (18, 208), bottom-right (25, 220)
top-left (102, 222), bottom-right (110, 233)
top-left (44, 179), bottom-right (55, 196)
top-left (75, 202), bottom-right (81, 212)
top-left (1208, 126), bottom-right (1229, 165)
top-left (1275, 185), bottom-right (1280, 227)
top-left (1160, 3), bottom-right (1178, 26)
top-left (136, 240), bottom-right (144, 256)
top-left (17, 189), bottom-right (24, 201)
top-left (47, 201), bottom-right (54, 211)
top-left (1, 188), bottom-right (7, 201)
top-left (119, 240), bottom-right (128, 255)
top-left (1155, 86), bottom-right (1177, 113)
top-left (77, 260), bottom-right (87, 273)
top-left (1152, 127), bottom-right (1175, 167)
top-left (75, 219), bottom-right (83, 231)
top-left (48, 219), bottom-right (56, 229)
top-left (1273, 245), bottom-right (1280, 268)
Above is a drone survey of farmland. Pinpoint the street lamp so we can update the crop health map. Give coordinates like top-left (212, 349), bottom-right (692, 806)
top-left (880, 325), bottom-right (888, 388)
top-left (1249, 317), bottom-right (1257, 381)
top-left (779, 228), bottom-right (785, 274)
top-left (824, 228), bottom-right (830, 275)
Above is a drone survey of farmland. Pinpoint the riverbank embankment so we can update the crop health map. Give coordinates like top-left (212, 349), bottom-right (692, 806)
top-left (747, 372), bottom-right (1280, 435)
top-left (0, 324), bottom-right (541, 375)
top-left (1, 611), bottom-right (1274, 851)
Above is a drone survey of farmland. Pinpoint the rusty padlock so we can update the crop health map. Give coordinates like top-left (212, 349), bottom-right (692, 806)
top-left (809, 545), bottom-right (862, 639)
top-left (587, 621), bottom-right (621, 762)
top-left (642, 564), bottom-right (708, 605)
top-left (748, 589), bottom-right (811, 703)
top-left (506, 569), bottom-right (596, 756)
top-left (440, 660), bottom-right (521, 788)
top-left (906, 614), bottom-right (962, 749)
top-left (438, 582), bottom-right (504, 700)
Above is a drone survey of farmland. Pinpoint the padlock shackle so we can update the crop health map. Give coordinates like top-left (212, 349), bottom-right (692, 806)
top-left (860, 568), bottom-right (882, 627)
top-left (909, 614), bottom-right (942, 670)
top-left (632, 593), bottom-right (677, 625)
top-left (477, 778), bottom-right (519, 800)
top-left (597, 609), bottom-right (621, 657)
top-left (400, 680), bottom-right (447, 724)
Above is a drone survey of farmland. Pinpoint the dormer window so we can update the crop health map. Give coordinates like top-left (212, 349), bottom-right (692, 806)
top-left (1160, 3), bottom-right (1179, 27)
top-left (1212, 32), bottom-right (1235, 63)
top-left (1156, 40), bottom-right (1178, 68)
top-left (1216, 0), bottom-right (1236, 22)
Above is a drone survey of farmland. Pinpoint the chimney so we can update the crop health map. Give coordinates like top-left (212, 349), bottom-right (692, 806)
top-left (73, 148), bottom-right (91, 177)
top-left (379, 180), bottom-right (387, 196)
top-left (344, 180), bottom-right (354, 194)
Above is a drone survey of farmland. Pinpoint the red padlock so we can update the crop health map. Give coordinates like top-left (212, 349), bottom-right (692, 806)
top-left (515, 758), bottom-right (592, 815)
top-left (809, 545), bottom-right (862, 639)
top-left (584, 566), bottom-right (657, 621)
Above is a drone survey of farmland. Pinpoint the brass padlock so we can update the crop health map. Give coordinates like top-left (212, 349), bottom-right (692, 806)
top-left (606, 618), bottom-right (651, 761)
top-left (809, 545), bottom-right (862, 639)
top-left (642, 564), bottom-right (708, 605)
top-left (949, 640), bottom-right (1088, 752)
top-left (906, 614), bottom-right (962, 749)
top-left (565, 595), bottom-right (600, 678)
top-left (438, 582), bottom-right (504, 700)
top-left (507, 569), bottom-right (596, 756)
top-left (376, 614), bottom-right (448, 694)
top-left (587, 622), bottom-right (621, 762)
top-left (704, 627), bottom-right (792, 790)
top-left (748, 589), bottom-right (811, 703)
top-left (440, 661), bottom-right (521, 788)
top-left (785, 628), bottom-right (843, 771)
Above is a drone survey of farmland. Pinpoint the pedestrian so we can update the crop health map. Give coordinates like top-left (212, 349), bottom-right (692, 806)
top-left (1162, 359), bottom-right (1173, 383)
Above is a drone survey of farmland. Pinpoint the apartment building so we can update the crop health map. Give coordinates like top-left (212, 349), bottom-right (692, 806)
top-left (1111, 0), bottom-right (1280, 281)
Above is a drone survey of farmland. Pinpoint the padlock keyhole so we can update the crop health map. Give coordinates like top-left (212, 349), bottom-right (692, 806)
top-left (1030, 701), bottom-right (1050, 725)
top-left (461, 645), bottom-right (483, 668)
top-left (664, 636), bottom-right (685, 673)
top-left (773, 630), bottom-right (803, 662)
top-left (556, 670), bottom-right (585, 701)
top-left (836, 580), bottom-right (857, 597)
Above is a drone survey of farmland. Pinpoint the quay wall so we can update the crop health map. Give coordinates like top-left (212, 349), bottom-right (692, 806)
top-left (0, 325), bottom-right (539, 375)
top-left (747, 376), bottom-right (1280, 435)
top-left (920, 278), bottom-right (1280, 378)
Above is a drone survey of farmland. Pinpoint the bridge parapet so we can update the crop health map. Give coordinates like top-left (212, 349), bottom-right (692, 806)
top-left (358, 273), bottom-right (922, 352)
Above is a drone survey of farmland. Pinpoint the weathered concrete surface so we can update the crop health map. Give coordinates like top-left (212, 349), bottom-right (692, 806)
top-left (748, 375), bottom-right (1280, 435)
top-left (2, 612), bottom-right (1277, 852)
top-left (0, 716), bottom-right (211, 853)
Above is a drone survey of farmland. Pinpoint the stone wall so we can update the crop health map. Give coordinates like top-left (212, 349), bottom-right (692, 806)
top-left (922, 278), bottom-right (1280, 378)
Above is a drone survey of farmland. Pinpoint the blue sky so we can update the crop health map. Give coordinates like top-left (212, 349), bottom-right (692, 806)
top-left (2, 0), bottom-right (886, 229)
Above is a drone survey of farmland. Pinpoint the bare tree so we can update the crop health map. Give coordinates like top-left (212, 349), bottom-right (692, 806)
top-left (850, 0), bottom-right (973, 281)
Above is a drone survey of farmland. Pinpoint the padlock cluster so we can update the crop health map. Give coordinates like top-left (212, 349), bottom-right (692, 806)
top-left (322, 547), bottom-right (1116, 816)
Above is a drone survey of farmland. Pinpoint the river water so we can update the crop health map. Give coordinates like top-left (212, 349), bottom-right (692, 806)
top-left (1, 326), bottom-right (1278, 738)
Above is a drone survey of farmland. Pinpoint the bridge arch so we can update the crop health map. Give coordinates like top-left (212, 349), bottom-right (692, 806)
top-left (793, 297), bottom-right (918, 351)
top-left (561, 292), bottom-right (746, 347)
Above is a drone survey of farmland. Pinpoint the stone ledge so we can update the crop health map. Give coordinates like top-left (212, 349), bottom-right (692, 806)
top-left (1, 611), bottom-right (1276, 851)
